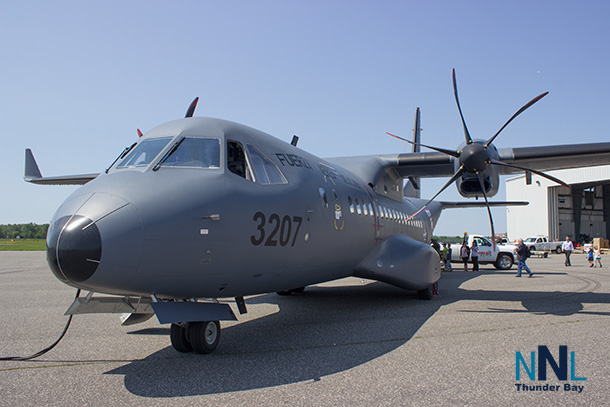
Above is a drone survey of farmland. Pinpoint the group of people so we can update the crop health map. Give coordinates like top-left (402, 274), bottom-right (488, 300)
top-left (459, 241), bottom-right (479, 272)
top-left (431, 235), bottom-right (604, 277)
top-left (430, 239), bottom-right (453, 271)
top-left (561, 235), bottom-right (603, 268)
top-left (585, 245), bottom-right (603, 268)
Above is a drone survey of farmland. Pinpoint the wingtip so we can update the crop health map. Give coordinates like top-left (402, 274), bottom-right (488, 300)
top-left (24, 148), bottom-right (42, 181)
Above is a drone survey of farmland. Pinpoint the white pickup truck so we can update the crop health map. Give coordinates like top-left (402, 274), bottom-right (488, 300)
top-left (523, 236), bottom-right (563, 255)
top-left (449, 234), bottom-right (515, 270)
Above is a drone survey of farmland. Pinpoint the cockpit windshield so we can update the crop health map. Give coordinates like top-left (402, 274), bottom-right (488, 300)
top-left (116, 137), bottom-right (172, 169)
top-left (159, 137), bottom-right (220, 168)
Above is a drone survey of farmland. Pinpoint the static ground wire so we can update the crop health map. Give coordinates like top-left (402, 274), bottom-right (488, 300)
top-left (0, 289), bottom-right (81, 361)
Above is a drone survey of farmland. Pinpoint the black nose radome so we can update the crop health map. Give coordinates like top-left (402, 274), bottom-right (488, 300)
top-left (47, 215), bottom-right (102, 283)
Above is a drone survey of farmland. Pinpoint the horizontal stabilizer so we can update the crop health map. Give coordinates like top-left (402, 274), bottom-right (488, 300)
top-left (24, 149), bottom-right (98, 185)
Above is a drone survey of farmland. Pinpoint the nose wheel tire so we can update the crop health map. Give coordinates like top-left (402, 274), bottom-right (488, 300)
top-left (170, 323), bottom-right (193, 353)
top-left (190, 321), bottom-right (221, 354)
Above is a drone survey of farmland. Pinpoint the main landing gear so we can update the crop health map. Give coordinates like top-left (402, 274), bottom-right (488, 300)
top-left (170, 321), bottom-right (221, 354)
top-left (417, 281), bottom-right (439, 300)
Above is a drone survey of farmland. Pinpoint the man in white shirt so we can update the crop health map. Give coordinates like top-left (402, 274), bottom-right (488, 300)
top-left (562, 236), bottom-right (574, 266)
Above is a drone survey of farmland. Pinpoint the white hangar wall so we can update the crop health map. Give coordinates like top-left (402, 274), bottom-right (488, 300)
top-left (506, 164), bottom-right (610, 242)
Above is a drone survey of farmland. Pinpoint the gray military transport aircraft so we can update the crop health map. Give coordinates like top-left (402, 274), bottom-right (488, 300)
top-left (22, 71), bottom-right (610, 354)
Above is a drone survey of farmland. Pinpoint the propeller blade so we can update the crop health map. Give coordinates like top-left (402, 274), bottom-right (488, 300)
top-left (407, 165), bottom-right (466, 221)
top-left (476, 172), bottom-right (496, 251)
top-left (185, 97), bottom-right (199, 118)
top-left (452, 69), bottom-right (473, 145)
top-left (485, 92), bottom-right (549, 148)
top-left (489, 159), bottom-right (570, 187)
top-left (386, 132), bottom-right (460, 157)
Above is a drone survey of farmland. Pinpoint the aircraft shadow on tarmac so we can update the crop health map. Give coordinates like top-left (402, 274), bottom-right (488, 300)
top-left (106, 270), bottom-right (610, 398)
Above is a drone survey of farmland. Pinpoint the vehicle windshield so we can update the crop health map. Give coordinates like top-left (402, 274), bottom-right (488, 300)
top-left (524, 238), bottom-right (536, 243)
top-left (117, 137), bottom-right (172, 168)
top-left (159, 137), bottom-right (220, 168)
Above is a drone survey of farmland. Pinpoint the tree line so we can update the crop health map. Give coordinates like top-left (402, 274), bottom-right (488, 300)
top-left (0, 223), bottom-right (49, 239)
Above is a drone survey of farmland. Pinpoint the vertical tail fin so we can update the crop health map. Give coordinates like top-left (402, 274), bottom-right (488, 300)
top-left (404, 108), bottom-right (422, 198)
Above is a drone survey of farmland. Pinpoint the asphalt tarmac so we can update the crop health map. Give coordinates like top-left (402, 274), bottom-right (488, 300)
top-left (1, 251), bottom-right (608, 406)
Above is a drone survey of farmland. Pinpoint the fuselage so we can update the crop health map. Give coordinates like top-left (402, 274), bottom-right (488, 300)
top-left (46, 118), bottom-right (439, 299)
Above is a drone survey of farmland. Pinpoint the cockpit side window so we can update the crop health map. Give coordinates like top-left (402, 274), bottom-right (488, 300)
top-left (246, 145), bottom-right (288, 184)
top-left (160, 137), bottom-right (220, 168)
top-left (227, 140), bottom-right (252, 181)
top-left (116, 137), bottom-right (172, 168)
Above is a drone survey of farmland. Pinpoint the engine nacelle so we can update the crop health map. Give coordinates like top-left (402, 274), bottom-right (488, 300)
top-left (456, 168), bottom-right (499, 198)
top-left (454, 140), bottom-right (501, 199)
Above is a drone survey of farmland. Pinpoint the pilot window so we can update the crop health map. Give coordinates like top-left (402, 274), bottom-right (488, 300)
top-left (227, 140), bottom-right (252, 180)
top-left (117, 137), bottom-right (172, 168)
top-left (246, 145), bottom-right (288, 184)
top-left (160, 137), bottom-right (220, 168)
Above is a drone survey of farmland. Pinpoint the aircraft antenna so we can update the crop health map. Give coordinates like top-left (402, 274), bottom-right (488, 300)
top-left (185, 97), bottom-right (199, 118)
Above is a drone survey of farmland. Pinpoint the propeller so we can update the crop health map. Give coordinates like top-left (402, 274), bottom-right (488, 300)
top-left (389, 69), bottom-right (569, 247)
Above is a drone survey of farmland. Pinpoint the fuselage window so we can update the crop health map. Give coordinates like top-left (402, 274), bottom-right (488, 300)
top-left (356, 198), bottom-right (362, 215)
top-left (246, 144), bottom-right (287, 184)
top-left (227, 140), bottom-right (252, 180)
top-left (160, 137), bottom-right (220, 168)
top-left (348, 196), bottom-right (355, 214)
top-left (117, 137), bottom-right (172, 168)
top-left (369, 203), bottom-right (374, 217)
top-left (363, 202), bottom-right (368, 216)
top-left (319, 187), bottom-right (329, 209)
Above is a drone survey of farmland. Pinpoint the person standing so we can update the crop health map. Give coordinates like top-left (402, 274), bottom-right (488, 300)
top-left (515, 238), bottom-right (534, 278)
top-left (460, 242), bottom-right (470, 272)
top-left (470, 241), bottom-right (479, 272)
top-left (593, 246), bottom-right (603, 268)
top-left (445, 243), bottom-right (453, 271)
top-left (441, 243), bottom-right (448, 271)
top-left (586, 247), bottom-right (594, 267)
top-left (562, 236), bottom-right (574, 266)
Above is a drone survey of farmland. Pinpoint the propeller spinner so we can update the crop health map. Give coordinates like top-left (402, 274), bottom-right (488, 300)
top-left (389, 69), bottom-right (569, 248)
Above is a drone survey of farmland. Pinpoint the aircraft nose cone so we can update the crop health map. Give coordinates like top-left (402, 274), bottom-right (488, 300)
top-left (47, 215), bottom-right (102, 283)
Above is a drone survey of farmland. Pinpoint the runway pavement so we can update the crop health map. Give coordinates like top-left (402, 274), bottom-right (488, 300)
top-left (1, 251), bottom-right (608, 406)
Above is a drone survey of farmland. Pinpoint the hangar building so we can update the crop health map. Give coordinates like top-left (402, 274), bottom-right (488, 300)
top-left (506, 164), bottom-right (610, 242)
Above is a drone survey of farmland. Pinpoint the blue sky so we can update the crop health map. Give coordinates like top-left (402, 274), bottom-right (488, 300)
top-left (1, 1), bottom-right (609, 236)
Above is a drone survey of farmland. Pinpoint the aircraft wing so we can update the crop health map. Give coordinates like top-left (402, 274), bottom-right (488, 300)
top-left (329, 141), bottom-right (610, 186)
top-left (24, 149), bottom-right (99, 185)
top-left (495, 142), bottom-right (610, 174)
